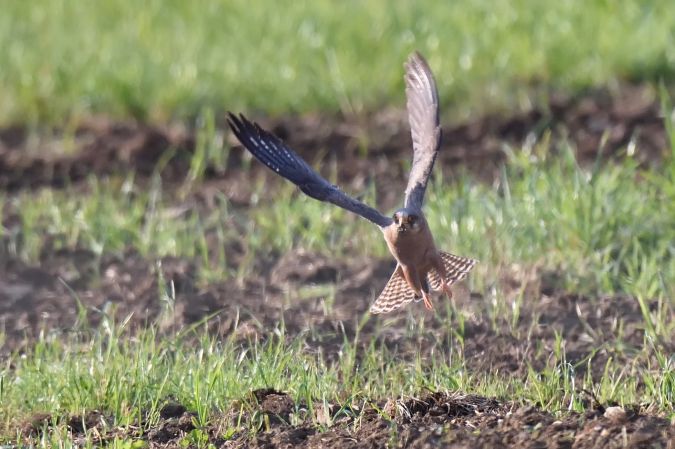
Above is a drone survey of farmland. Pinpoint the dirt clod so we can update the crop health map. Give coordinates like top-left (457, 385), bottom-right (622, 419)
top-left (250, 389), bottom-right (296, 426)
top-left (67, 410), bottom-right (106, 434)
top-left (603, 406), bottom-right (628, 424)
top-left (160, 402), bottom-right (187, 420)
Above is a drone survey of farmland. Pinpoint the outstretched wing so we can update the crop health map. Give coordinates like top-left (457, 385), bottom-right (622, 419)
top-left (427, 251), bottom-right (477, 291)
top-left (370, 265), bottom-right (418, 314)
top-left (403, 52), bottom-right (441, 212)
top-left (228, 113), bottom-right (392, 228)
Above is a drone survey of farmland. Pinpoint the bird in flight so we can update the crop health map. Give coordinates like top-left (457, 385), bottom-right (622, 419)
top-left (228, 52), bottom-right (476, 314)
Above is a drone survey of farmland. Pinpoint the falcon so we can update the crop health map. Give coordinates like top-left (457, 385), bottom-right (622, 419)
top-left (228, 52), bottom-right (477, 314)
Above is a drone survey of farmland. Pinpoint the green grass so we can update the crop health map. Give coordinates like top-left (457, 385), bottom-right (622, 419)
top-left (2, 117), bottom-right (673, 445)
top-left (2, 2), bottom-right (675, 444)
top-left (1, 314), bottom-right (672, 446)
top-left (4, 130), bottom-right (673, 303)
top-left (1, 0), bottom-right (675, 124)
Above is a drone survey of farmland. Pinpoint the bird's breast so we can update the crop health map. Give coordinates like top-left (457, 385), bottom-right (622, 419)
top-left (382, 224), bottom-right (436, 267)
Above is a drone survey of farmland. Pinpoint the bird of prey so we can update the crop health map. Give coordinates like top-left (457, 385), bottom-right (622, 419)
top-left (228, 52), bottom-right (476, 314)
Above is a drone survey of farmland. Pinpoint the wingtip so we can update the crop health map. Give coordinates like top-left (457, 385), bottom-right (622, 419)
top-left (226, 111), bottom-right (241, 132)
top-left (227, 112), bottom-right (263, 139)
top-left (403, 50), bottom-right (439, 111)
top-left (409, 50), bottom-right (425, 61)
top-left (404, 51), bottom-right (436, 89)
top-left (406, 51), bottom-right (430, 71)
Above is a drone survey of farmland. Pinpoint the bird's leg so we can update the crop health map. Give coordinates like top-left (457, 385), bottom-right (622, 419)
top-left (420, 272), bottom-right (434, 310)
top-left (422, 291), bottom-right (434, 310)
top-left (402, 265), bottom-right (433, 311)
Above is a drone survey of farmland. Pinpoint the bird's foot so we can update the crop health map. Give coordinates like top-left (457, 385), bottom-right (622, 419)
top-left (422, 292), bottom-right (434, 310)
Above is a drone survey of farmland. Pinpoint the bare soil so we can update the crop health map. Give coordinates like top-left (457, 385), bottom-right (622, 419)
top-left (21, 391), bottom-right (675, 448)
top-left (3, 245), bottom-right (673, 447)
top-left (1, 247), bottom-right (670, 380)
top-left (2, 83), bottom-right (674, 448)
top-left (0, 84), bottom-right (668, 198)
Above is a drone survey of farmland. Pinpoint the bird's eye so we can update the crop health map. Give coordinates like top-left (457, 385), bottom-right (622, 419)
top-left (393, 215), bottom-right (399, 224)
top-left (409, 216), bottom-right (417, 223)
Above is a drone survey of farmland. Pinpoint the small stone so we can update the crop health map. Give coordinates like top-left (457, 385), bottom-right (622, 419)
top-left (551, 420), bottom-right (563, 428)
top-left (603, 406), bottom-right (627, 423)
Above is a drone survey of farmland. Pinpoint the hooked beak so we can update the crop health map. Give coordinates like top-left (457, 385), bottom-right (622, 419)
top-left (396, 214), bottom-right (409, 232)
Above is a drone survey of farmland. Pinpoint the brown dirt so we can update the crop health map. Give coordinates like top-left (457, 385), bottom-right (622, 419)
top-left (20, 391), bottom-right (675, 448)
top-left (0, 84), bottom-right (669, 198)
top-left (1, 246), bottom-right (670, 381)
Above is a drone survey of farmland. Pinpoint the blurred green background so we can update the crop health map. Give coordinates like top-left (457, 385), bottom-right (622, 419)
top-left (1, 0), bottom-right (674, 124)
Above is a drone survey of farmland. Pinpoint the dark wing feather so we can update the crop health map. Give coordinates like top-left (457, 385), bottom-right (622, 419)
top-left (403, 52), bottom-right (441, 211)
top-left (228, 113), bottom-right (392, 228)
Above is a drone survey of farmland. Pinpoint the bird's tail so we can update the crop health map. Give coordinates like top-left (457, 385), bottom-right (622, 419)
top-left (427, 251), bottom-right (477, 291)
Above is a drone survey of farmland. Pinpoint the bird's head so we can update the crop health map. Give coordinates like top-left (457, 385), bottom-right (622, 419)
top-left (392, 208), bottom-right (423, 234)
